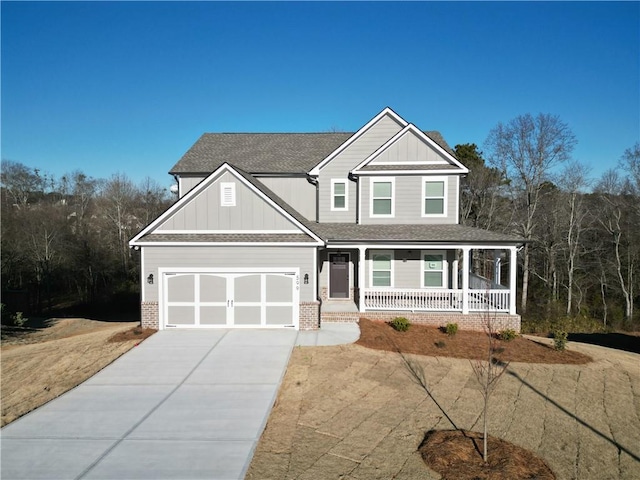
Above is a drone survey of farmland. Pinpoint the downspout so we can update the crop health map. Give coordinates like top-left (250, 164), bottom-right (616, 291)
top-left (306, 174), bottom-right (319, 223)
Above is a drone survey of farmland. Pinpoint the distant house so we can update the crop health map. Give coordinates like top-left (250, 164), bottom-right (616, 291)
top-left (130, 108), bottom-right (523, 331)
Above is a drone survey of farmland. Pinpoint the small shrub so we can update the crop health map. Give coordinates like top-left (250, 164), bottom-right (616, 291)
top-left (390, 317), bottom-right (410, 332)
top-left (435, 340), bottom-right (446, 348)
top-left (498, 329), bottom-right (517, 342)
top-left (12, 312), bottom-right (27, 327)
top-left (553, 330), bottom-right (568, 351)
top-left (445, 323), bottom-right (458, 336)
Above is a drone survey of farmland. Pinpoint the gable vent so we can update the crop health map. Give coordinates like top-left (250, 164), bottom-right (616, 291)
top-left (220, 182), bottom-right (236, 207)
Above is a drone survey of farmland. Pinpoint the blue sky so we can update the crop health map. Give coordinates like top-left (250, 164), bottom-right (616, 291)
top-left (2, 1), bottom-right (638, 189)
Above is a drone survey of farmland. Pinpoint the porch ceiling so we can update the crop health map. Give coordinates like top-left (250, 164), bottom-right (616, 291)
top-left (310, 223), bottom-right (525, 245)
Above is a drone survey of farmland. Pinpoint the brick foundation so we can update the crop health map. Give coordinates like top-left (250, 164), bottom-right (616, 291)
top-left (299, 301), bottom-right (320, 330)
top-left (141, 301), bottom-right (159, 329)
top-left (321, 312), bottom-right (360, 323)
top-left (359, 311), bottom-right (521, 333)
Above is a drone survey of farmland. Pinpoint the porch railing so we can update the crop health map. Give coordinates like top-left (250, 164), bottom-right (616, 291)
top-left (363, 288), bottom-right (510, 312)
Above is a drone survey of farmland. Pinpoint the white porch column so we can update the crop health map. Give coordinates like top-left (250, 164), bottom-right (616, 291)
top-left (494, 250), bottom-right (502, 285)
top-left (358, 247), bottom-right (366, 312)
top-left (462, 247), bottom-right (470, 314)
top-left (451, 259), bottom-right (459, 290)
top-left (509, 246), bottom-right (517, 315)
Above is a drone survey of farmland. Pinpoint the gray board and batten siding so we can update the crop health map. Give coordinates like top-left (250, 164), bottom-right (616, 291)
top-left (156, 171), bottom-right (300, 232)
top-left (318, 113), bottom-right (404, 223)
top-left (367, 128), bottom-right (451, 166)
top-left (143, 246), bottom-right (316, 303)
top-left (360, 175), bottom-right (459, 224)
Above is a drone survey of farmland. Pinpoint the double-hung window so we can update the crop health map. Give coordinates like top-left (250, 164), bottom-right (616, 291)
top-left (422, 250), bottom-right (446, 288)
top-left (331, 179), bottom-right (348, 211)
top-left (422, 176), bottom-right (447, 217)
top-left (371, 177), bottom-right (394, 217)
top-left (371, 251), bottom-right (393, 287)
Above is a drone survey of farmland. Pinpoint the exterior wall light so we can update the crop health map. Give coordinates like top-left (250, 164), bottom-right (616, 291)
top-left (147, 274), bottom-right (154, 285)
top-left (303, 274), bottom-right (309, 284)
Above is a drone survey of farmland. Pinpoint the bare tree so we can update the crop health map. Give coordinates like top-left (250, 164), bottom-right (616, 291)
top-left (485, 113), bottom-right (577, 313)
top-left (558, 161), bottom-right (591, 315)
top-left (470, 312), bottom-right (510, 464)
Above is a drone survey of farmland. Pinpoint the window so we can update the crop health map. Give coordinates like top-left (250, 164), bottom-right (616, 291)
top-left (331, 179), bottom-right (348, 211)
top-left (422, 177), bottom-right (447, 216)
top-left (220, 182), bottom-right (236, 207)
top-left (371, 251), bottom-right (393, 287)
top-left (371, 178), bottom-right (394, 216)
top-left (422, 251), bottom-right (446, 288)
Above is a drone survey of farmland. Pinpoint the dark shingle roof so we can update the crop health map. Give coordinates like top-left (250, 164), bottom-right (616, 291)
top-left (359, 164), bottom-right (459, 172)
top-left (170, 133), bottom-right (352, 174)
top-left (309, 223), bottom-right (524, 244)
top-left (140, 233), bottom-right (317, 243)
top-left (169, 131), bottom-right (456, 175)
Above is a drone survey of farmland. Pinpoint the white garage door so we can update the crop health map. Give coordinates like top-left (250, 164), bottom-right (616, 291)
top-left (161, 270), bottom-right (299, 329)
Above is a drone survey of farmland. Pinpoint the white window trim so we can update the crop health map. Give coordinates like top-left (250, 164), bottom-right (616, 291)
top-left (422, 176), bottom-right (448, 218)
top-left (370, 177), bottom-right (395, 218)
top-left (421, 250), bottom-right (448, 288)
top-left (370, 250), bottom-right (394, 288)
top-left (330, 179), bottom-right (348, 212)
top-left (220, 182), bottom-right (236, 207)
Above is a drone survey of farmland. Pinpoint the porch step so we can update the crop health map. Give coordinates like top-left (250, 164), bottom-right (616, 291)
top-left (320, 300), bottom-right (359, 313)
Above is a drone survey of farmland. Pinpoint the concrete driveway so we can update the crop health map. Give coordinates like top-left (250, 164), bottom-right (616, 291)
top-left (0, 325), bottom-right (360, 480)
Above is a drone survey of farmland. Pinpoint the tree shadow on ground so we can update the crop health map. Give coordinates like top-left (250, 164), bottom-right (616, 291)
top-left (568, 332), bottom-right (640, 355)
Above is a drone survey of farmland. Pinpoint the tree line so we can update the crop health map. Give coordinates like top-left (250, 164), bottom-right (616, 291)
top-left (1, 113), bottom-right (638, 330)
top-left (458, 113), bottom-right (639, 331)
top-left (1, 162), bottom-right (173, 316)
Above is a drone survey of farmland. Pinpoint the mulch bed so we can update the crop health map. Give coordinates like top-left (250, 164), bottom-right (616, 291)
top-left (356, 318), bottom-right (592, 364)
top-left (419, 429), bottom-right (556, 480)
top-left (108, 326), bottom-right (156, 344)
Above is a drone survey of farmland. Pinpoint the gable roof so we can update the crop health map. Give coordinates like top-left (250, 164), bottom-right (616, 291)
top-left (130, 163), bottom-right (324, 246)
top-left (351, 124), bottom-right (468, 175)
top-left (169, 108), bottom-right (457, 176)
top-left (170, 133), bottom-right (352, 175)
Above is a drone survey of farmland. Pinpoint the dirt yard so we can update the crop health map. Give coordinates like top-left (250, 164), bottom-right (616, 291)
top-left (1, 318), bottom-right (153, 427)
top-left (247, 322), bottom-right (640, 480)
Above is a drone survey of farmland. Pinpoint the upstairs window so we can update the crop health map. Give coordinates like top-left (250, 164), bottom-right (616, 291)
top-left (371, 178), bottom-right (394, 217)
top-left (423, 177), bottom-right (447, 216)
top-left (331, 179), bottom-right (348, 211)
top-left (371, 251), bottom-right (393, 287)
top-left (220, 182), bottom-right (236, 207)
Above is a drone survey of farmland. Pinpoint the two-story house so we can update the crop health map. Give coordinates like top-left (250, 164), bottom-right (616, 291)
top-left (130, 108), bottom-right (524, 332)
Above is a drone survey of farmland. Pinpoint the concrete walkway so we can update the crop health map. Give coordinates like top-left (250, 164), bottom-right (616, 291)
top-left (0, 324), bottom-right (360, 480)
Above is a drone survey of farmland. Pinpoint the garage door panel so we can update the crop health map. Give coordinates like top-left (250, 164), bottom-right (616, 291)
top-left (167, 275), bottom-right (194, 302)
top-left (266, 306), bottom-right (292, 326)
top-left (266, 275), bottom-right (293, 302)
top-left (200, 306), bottom-right (227, 325)
top-left (234, 306), bottom-right (261, 325)
top-left (168, 306), bottom-right (196, 325)
top-left (200, 275), bottom-right (226, 303)
top-left (234, 275), bottom-right (261, 302)
top-left (163, 271), bottom-right (297, 329)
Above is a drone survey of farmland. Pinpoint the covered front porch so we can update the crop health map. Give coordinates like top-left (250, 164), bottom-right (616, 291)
top-left (319, 244), bottom-right (519, 317)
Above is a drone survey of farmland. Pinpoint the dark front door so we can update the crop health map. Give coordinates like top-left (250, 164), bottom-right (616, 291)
top-left (329, 253), bottom-right (349, 299)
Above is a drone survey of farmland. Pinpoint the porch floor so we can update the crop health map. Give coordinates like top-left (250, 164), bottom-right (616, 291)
top-left (321, 300), bottom-right (359, 313)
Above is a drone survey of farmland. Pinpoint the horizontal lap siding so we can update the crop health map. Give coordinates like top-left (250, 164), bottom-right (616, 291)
top-left (257, 176), bottom-right (316, 221)
top-left (143, 246), bottom-right (316, 302)
top-left (361, 175), bottom-right (458, 224)
top-left (366, 249), bottom-right (455, 289)
top-left (319, 114), bottom-right (403, 223)
top-left (158, 171), bottom-right (299, 232)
